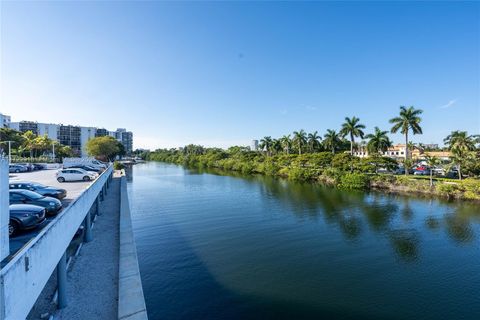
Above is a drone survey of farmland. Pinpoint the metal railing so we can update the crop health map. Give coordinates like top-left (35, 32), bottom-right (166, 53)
top-left (0, 165), bottom-right (113, 320)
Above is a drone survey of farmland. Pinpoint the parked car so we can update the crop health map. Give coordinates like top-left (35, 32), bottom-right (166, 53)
top-left (66, 165), bottom-right (103, 173)
top-left (9, 164), bottom-right (28, 173)
top-left (63, 157), bottom-right (107, 170)
top-left (17, 163), bottom-right (35, 171)
top-left (32, 163), bottom-right (46, 170)
top-left (9, 190), bottom-right (62, 215)
top-left (9, 204), bottom-right (46, 236)
top-left (9, 181), bottom-right (67, 199)
top-left (56, 168), bottom-right (97, 182)
top-left (414, 169), bottom-right (431, 176)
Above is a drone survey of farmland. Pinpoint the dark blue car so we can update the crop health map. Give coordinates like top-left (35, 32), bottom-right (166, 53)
top-left (9, 204), bottom-right (46, 236)
top-left (9, 181), bottom-right (67, 199)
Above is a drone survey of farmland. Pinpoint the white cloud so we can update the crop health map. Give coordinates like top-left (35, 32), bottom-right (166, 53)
top-left (439, 99), bottom-right (457, 109)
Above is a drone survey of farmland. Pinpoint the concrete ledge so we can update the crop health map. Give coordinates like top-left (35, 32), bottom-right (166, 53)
top-left (118, 175), bottom-right (148, 320)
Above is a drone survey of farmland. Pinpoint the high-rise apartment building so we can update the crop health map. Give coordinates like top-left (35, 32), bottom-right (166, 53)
top-left (8, 119), bottom-right (133, 156)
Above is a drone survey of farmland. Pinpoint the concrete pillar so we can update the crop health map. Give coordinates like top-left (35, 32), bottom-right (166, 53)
top-left (57, 252), bottom-right (68, 309)
top-left (96, 196), bottom-right (100, 216)
top-left (84, 209), bottom-right (92, 243)
top-left (0, 157), bottom-right (9, 261)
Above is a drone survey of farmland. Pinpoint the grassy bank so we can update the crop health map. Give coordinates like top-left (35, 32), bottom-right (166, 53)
top-left (147, 150), bottom-right (480, 201)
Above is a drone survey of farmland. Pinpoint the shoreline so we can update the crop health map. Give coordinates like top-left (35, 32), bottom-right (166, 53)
top-left (146, 159), bottom-right (480, 203)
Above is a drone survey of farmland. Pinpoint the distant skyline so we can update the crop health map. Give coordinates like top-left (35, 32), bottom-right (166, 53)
top-left (1, 1), bottom-right (479, 149)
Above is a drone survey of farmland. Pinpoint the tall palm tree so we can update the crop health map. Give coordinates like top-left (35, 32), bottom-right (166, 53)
top-left (340, 116), bottom-right (366, 155)
top-left (443, 131), bottom-right (480, 180)
top-left (307, 131), bottom-right (322, 153)
top-left (424, 155), bottom-right (440, 187)
top-left (22, 130), bottom-right (37, 158)
top-left (389, 106), bottom-right (423, 164)
top-left (323, 129), bottom-right (341, 154)
top-left (280, 135), bottom-right (292, 154)
top-left (271, 139), bottom-right (282, 155)
top-left (293, 130), bottom-right (307, 155)
top-left (365, 127), bottom-right (392, 155)
top-left (259, 136), bottom-right (273, 156)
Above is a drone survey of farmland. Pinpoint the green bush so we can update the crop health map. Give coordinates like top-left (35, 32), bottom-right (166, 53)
top-left (113, 161), bottom-right (125, 170)
top-left (436, 183), bottom-right (462, 199)
top-left (338, 173), bottom-right (370, 190)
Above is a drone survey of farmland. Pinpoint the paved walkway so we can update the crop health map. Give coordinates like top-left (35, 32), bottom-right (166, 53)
top-left (56, 175), bottom-right (120, 319)
top-left (27, 174), bottom-right (121, 319)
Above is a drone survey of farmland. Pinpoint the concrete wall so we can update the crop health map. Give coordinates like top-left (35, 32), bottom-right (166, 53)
top-left (0, 157), bottom-right (9, 261)
top-left (0, 166), bottom-right (113, 320)
top-left (118, 175), bottom-right (148, 320)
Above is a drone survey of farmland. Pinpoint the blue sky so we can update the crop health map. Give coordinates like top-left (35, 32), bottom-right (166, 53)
top-left (1, 1), bottom-right (479, 149)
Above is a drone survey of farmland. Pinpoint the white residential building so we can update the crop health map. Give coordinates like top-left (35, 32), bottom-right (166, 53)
top-left (8, 119), bottom-right (133, 156)
top-left (0, 113), bottom-right (11, 128)
top-left (251, 140), bottom-right (259, 151)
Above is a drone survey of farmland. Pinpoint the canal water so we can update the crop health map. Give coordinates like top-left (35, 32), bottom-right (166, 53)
top-left (127, 162), bottom-right (480, 320)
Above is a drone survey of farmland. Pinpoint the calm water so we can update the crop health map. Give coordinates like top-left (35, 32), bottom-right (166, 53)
top-left (127, 162), bottom-right (480, 320)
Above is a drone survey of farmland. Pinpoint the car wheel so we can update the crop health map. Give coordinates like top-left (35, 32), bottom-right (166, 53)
top-left (15, 169), bottom-right (20, 173)
top-left (83, 176), bottom-right (91, 181)
top-left (9, 221), bottom-right (19, 236)
top-left (57, 177), bottom-right (65, 183)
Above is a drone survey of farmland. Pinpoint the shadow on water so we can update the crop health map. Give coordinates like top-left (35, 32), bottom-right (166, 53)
top-left (185, 165), bottom-right (480, 262)
top-left (139, 220), bottom-right (391, 320)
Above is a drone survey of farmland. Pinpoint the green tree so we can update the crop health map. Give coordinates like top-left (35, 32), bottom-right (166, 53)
top-left (22, 131), bottom-right (37, 158)
top-left (0, 128), bottom-right (24, 150)
top-left (443, 131), bottom-right (480, 180)
top-left (259, 136), bottom-right (273, 156)
top-left (280, 135), bottom-right (292, 154)
top-left (424, 155), bottom-right (440, 187)
top-left (307, 131), bottom-right (322, 153)
top-left (323, 129), bottom-right (341, 154)
top-left (271, 139), bottom-right (283, 155)
top-left (293, 130), bottom-right (307, 155)
top-left (389, 106), bottom-right (423, 174)
top-left (86, 136), bottom-right (120, 161)
top-left (365, 127), bottom-right (392, 155)
top-left (340, 116), bottom-right (365, 155)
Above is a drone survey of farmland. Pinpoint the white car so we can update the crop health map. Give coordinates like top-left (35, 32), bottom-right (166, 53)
top-left (56, 168), bottom-right (97, 182)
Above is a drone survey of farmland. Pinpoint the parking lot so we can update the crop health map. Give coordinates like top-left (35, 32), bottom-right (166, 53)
top-left (7, 169), bottom-right (95, 257)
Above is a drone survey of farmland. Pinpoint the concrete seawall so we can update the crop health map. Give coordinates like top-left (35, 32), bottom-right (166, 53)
top-left (118, 175), bottom-right (148, 320)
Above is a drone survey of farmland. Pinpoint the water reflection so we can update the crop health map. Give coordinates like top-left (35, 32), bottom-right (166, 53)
top-left (187, 165), bottom-right (480, 262)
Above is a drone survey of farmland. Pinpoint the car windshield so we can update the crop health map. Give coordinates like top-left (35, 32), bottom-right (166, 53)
top-left (19, 190), bottom-right (44, 200)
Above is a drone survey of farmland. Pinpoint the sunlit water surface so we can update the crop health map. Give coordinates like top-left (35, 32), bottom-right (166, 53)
top-left (127, 162), bottom-right (480, 320)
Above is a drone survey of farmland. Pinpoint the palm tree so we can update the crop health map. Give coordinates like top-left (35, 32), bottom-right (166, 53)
top-left (443, 131), bottom-right (480, 180)
top-left (271, 139), bottom-right (282, 155)
top-left (293, 130), bottom-right (307, 155)
top-left (424, 155), bottom-right (440, 187)
top-left (340, 116), bottom-right (366, 155)
top-left (280, 135), bottom-right (292, 154)
top-left (323, 129), bottom-right (341, 154)
top-left (307, 131), bottom-right (322, 152)
top-left (22, 130), bottom-right (37, 158)
top-left (259, 136), bottom-right (273, 156)
top-left (390, 106), bottom-right (423, 175)
top-left (365, 127), bottom-right (392, 155)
